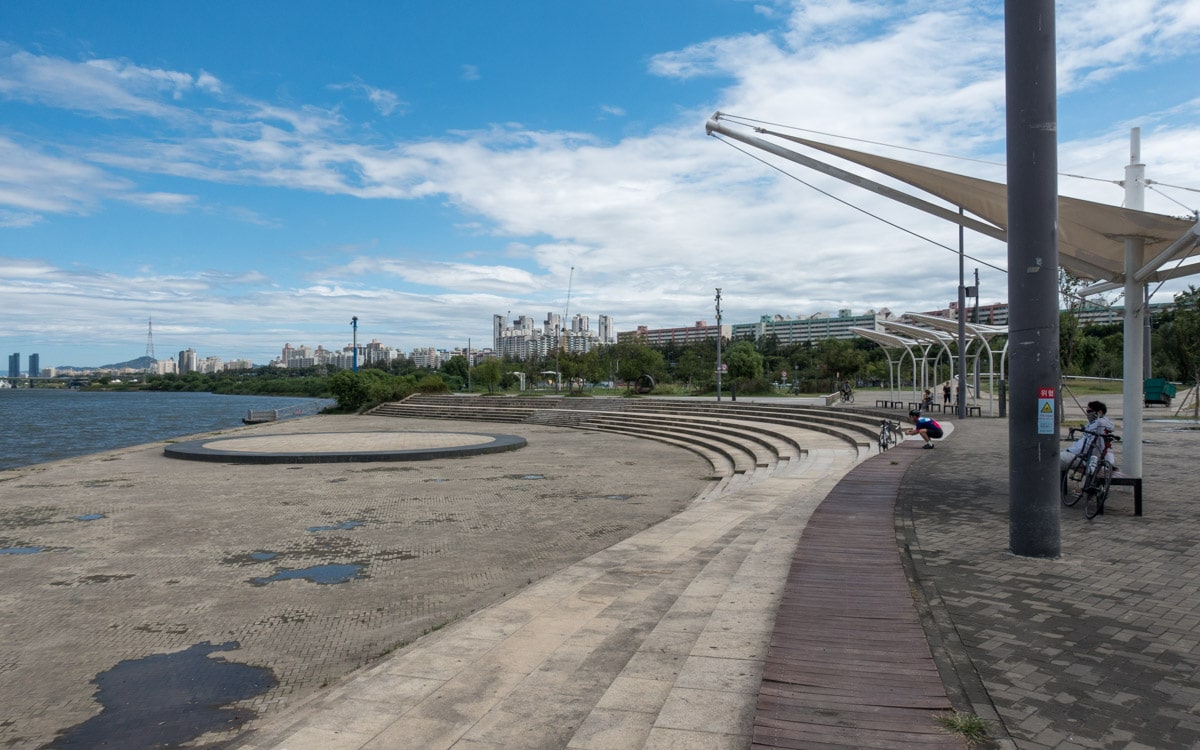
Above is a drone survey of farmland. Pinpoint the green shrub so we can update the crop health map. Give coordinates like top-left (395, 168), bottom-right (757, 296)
top-left (416, 374), bottom-right (451, 394)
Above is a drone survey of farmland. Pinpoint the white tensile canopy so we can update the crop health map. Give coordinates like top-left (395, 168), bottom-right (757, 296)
top-left (734, 126), bottom-right (1200, 287)
top-left (706, 113), bottom-right (1200, 482)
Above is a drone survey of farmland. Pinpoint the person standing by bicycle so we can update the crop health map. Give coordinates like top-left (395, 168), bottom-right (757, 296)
top-left (906, 409), bottom-right (943, 449)
top-left (1060, 400), bottom-right (1116, 469)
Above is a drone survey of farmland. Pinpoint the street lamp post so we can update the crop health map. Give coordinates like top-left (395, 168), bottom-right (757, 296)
top-left (715, 288), bottom-right (723, 402)
top-left (351, 316), bottom-right (358, 372)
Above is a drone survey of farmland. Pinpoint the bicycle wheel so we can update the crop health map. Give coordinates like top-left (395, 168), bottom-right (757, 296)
top-left (1062, 456), bottom-right (1087, 506)
top-left (1085, 470), bottom-right (1112, 519)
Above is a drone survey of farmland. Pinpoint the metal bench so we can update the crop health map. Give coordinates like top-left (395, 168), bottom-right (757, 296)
top-left (1064, 426), bottom-right (1143, 517)
top-left (1109, 473), bottom-right (1144, 516)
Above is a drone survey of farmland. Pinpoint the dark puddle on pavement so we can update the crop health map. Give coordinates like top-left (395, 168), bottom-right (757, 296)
top-left (250, 563), bottom-right (366, 586)
top-left (603, 494), bottom-right (632, 500)
top-left (49, 640), bottom-right (275, 750)
top-left (306, 520), bottom-right (364, 532)
top-left (510, 474), bottom-right (545, 480)
top-left (0, 546), bottom-right (45, 555)
top-left (75, 513), bottom-right (105, 521)
top-left (248, 551), bottom-right (278, 561)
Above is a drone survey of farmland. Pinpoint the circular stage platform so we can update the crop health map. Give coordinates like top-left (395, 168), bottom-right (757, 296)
top-left (163, 431), bottom-right (527, 464)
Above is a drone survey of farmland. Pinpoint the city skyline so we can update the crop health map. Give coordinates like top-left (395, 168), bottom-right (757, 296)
top-left (3, 2), bottom-right (1199, 369)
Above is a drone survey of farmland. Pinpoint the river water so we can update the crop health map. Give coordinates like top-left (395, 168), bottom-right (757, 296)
top-left (0, 389), bottom-right (333, 471)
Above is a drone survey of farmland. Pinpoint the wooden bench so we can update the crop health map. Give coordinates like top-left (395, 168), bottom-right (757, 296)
top-left (967, 405), bottom-right (982, 417)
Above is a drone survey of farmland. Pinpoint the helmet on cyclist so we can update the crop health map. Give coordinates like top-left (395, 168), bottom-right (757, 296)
top-left (908, 409), bottom-right (921, 417)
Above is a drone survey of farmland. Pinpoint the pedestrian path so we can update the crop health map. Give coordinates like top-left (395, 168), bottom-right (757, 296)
top-left (234, 418), bottom-right (974, 750)
top-left (753, 447), bottom-right (961, 749)
top-left (234, 448), bottom-right (866, 749)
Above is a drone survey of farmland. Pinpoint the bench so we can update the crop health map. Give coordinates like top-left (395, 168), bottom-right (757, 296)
top-left (967, 405), bottom-right (982, 417)
top-left (1109, 473), bottom-right (1144, 516)
top-left (1064, 426), bottom-right (1143, 517)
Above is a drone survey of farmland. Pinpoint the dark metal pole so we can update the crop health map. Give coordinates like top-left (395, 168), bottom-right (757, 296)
top-left (715, 289), bottom-right (723, 402)
top-left (1005, 0), bottom-right (1061, 558)
top-left (957, 208), bottom-right (967, 419)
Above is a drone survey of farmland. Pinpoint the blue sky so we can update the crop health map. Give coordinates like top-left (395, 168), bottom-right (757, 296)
top-left (2, 0), bottom-right (1199, 369)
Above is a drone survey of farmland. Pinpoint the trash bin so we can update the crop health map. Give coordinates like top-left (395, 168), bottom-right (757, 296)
top-left (1144, 377), bottom-right (1176, 407)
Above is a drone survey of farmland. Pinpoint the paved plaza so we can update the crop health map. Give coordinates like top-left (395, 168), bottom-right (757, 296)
top-left (1, 399), bottom-right (1197, 749)
top-left (0, 415), bottom-right (712, 748)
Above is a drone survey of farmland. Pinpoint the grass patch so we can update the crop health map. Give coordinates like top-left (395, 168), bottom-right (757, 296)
top-left (934, 710), bottom-right (990, 746)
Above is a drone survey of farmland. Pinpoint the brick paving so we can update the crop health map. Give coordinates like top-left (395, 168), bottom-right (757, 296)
top-left (899, 409), bottom-right (1200, 749)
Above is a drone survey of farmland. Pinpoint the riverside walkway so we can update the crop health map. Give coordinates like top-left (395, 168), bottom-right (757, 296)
top-left (1, 396), bottom-right (1196, 749)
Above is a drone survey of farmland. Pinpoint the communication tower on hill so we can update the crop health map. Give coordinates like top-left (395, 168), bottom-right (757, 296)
top-left (145, 317), bottom-right (156, 373)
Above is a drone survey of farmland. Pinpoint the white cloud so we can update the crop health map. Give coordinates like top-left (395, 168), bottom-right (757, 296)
top-left (2, 0), bottom-right (1199, 365)
top-left (120, 191), bottom-right (197, 212)
top-left (0, 47), bottom-right (217, 119)
top-left (0, 136), bottom-right (130, 214)
top-left (329, 79), bottom-right (406, 116)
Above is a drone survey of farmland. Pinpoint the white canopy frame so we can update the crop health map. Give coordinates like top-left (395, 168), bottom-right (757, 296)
top-left (849, 327), bottom-right (919, 405)
top-left (879, 320), bottom-right (957, 402)
top-left (906, 313), bottom-right (1011, 416)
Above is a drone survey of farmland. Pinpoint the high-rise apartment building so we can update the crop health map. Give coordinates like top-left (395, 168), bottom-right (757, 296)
top-left (178, 348), bottom-right (198, 373)
top-left (493, 311), bottom-right (609, 361)
top-left (28, 353), bottom-right (39, 378)
top-left (8, 352), bottom-right (19, 378)
top-left (598, 315), bottom-right (615, 345)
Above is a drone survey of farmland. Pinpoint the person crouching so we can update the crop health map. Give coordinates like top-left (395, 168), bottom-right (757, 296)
top-left (906, 410), bottom-right (943, 449)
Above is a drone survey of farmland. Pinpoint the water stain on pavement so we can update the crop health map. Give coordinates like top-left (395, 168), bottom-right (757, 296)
top-left (250, 563), bottom-right (366, 585)
top-left (49, 640), bottom-right (275, 750)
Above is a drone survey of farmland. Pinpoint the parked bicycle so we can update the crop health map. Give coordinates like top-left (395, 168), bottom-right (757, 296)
top-left (1061, 427), bottom-right (1120, 519)
top-left (878, 419), bottom-right (901, 453)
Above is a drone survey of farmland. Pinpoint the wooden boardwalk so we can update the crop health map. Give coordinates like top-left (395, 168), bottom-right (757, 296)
top-left (753, 443), bottom-right (965, 749)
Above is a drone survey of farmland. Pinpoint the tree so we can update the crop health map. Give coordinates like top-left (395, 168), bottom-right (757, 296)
top-left (614, 341), bottom-right (666, 390)
top-left (329, 370), bottom-right (371, 411)
top-left (472, 358), bottom-right (504, 394)
top-left (440, 355), bottom-right (469, 381)
top-left (725, 340), bottom-right (763, 381)
top-left (675, 348), bottom-right (708, 388)
top-left (724, 340), bottom-right (765, 398)
top-left (815, 338), bottom-right (865, 385)
top-left (1163, 286), bottom-right (1200, 417)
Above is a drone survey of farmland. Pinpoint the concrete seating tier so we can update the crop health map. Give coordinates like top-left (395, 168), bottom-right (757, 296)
top-left (578, 413), bottom-right (767, 474)
top-left (622, 401), bottom-right (876, 454)
top-left (373, 396), bottom-right (891, 500)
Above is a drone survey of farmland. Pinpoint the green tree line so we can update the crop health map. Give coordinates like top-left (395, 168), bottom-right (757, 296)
top-left (106, 284), bottom-right (1200, 410)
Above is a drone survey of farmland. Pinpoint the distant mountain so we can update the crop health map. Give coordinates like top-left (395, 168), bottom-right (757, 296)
top-left (55, 356), bottom-right (156, 372)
